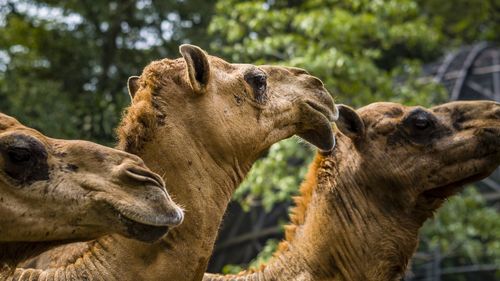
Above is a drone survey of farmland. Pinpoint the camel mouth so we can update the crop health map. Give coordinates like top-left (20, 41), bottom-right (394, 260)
top-left (110, 196), bottom-right (184, 227)
top-left (105, 202), bottom-right (182, 242)
top-left (117, 212), bottom-right (170, 243)
top-left (422, 172), bottom-right (491, 199)
top-left (297, 101), bottom-right (337, 152)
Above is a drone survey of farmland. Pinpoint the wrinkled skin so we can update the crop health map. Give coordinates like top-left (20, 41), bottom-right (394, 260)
top-left (204, 101), bottom-right (500, 281)
top-left (0, 113), bottom-right (183, 278)
top-left (17, 44), bottom-right (337, 281)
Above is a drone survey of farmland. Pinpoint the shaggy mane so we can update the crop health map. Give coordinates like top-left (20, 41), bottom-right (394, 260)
top-left (276, 153), bottom-right (324, 254)
top-left (116, 58), bottom-right (188, 153)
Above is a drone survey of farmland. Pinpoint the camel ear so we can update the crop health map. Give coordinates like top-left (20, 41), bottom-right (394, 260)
top-left (128, 76), bottom-right (140, 100)
top-left (179, 44), bottom-right (210, 94)
top-left (336, 104), bottom-right (365, 139)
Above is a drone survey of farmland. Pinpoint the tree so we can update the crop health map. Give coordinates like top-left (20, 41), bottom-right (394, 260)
top-left (0, 0), bottom-right (215, 144)
top-left (418, 0), bottom-right (500, 45)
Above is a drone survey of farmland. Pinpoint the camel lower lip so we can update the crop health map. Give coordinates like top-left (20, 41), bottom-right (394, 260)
top-left (105, 203), bottom-right (172, 242)
top-left (298, 101), bottom-right (337, 152)
top-left (423, 172), bottom-right (490, 199)
top-left (298, 129), bottom-right (335, 152)
top-left (118, 213), bottom-right (170, 242)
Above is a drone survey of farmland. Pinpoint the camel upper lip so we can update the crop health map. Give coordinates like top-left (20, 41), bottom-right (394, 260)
top-left (305, 100), bottom-right (338, 122)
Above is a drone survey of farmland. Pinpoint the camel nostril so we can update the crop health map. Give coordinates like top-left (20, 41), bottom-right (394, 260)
top-left (305, 100), bottom-right (336, 122)
top-left (123, 166), bottom-right (165, 189)
top-left (305, 76), bottom-right (325, 89)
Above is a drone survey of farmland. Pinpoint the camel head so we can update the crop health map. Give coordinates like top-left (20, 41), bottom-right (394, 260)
top-left (278, 101), bottom-right (499, 280)
top-left (120, 44), bottom-right (337, 169)
top-left (334, 100), bottom-right (500, 223)
top-left (0, 113), bottom-right (183, 244)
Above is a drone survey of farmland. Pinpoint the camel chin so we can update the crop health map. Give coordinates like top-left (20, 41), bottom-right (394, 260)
top-left (422, 132), bottom-right (500, 199)
top-left (105, 196), bottom-right (184, 243)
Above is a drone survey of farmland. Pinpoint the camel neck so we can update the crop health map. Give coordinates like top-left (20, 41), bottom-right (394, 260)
top-left (130, 135), bottom-right (252, 279)
top-left (72, 130), bottom-right (253, 281)
top-left (204, 150), bottom-right (420, 281)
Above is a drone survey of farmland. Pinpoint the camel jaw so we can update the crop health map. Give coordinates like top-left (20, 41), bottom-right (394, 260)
top-left (422, 171), bottom-right (492, 199)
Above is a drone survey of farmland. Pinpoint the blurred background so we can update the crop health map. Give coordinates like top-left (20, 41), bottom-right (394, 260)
top-left (0, 0), bottom-right (498, 280)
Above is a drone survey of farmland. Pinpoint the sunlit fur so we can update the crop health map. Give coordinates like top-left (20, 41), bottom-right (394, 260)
top-left (204, 100), bottom-right (500, 281)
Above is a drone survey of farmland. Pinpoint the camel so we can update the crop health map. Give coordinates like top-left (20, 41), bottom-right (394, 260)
top-left (15, 44), bottom-right (338, 280)
top-left (0, 112), bottom-right (183, 278)
top-left (204, 100), bottom-right (500, 281)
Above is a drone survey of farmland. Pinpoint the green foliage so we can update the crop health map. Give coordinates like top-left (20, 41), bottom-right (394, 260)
top-left (421, 188), bottom-right (500, 266)
top-left (0, 0), bottom-right (215, 144)
top-left (235, 138), bottom-right (314, 211)
top-left (222, 239), bottom-right (280, 274)
top-left (210, 0), bottom-right (445, 107)
top-left (418, 0), bottom-right (500, 45)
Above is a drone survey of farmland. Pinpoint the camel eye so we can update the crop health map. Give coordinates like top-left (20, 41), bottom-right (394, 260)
top-left (0, 134), bottom-right (49, 184)
top-left (244, 71), bottom-right (267, 103)
top-left (7, 148), bottom-right (31, 164)
top-left (404, 110), bottom-right (435, 132)
top-left (413, 116), bottom-right (430, 130)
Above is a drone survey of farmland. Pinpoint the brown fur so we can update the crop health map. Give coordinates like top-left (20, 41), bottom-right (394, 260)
top-left (0, 113), bottom-right (182, 279)
top-left (16, 45), bottom-right (337, 281)
top-left (204, 100), bottom-right (500, 281)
